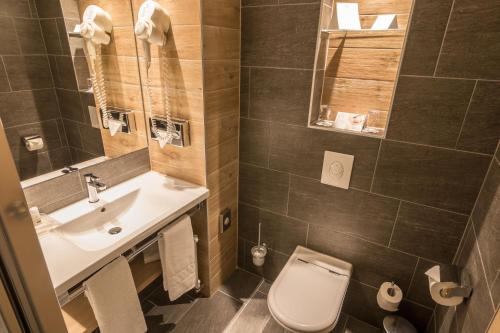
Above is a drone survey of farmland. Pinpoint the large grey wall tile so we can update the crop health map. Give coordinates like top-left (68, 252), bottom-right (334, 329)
top-left (289, 176), bottom-right (398, 245)
top-left (0, 89), bottom-right (59, 127)
top-left (63, 119), bottom-right (82, 149)
top-left (344, 316), bottom-right (380, 333)
top-left (57, 88), bottom-right (84, 122)
top-left (40, 19), bottom-right (63, 55)
top-left (24, 172), bottom-right (83, 211)
top-left (456, 81), bottom-right (500, 154)
top-left (398, 300), bottom-right (433, 332)
top-left (0, 17), bottom-right (21, 55)
top-left (3, 55), bottom-right (53, 90)
top-left (390, 202), bottom-right (468, 263)
top-left (406, 258), bottom-right (439, 308)
top-left (50, 56), bottom-right (78, 90)
top-left (5, 120), bottom-right (62, 160)
top-left (242, 4), bottom-right (320, 69)
top-left (239, 203), bottom-right (307, 255)
top-left (387, 76), bottom-right (475, 148)
top-left (308, 224), bottom-right (417, 291)
top-left (14, 18), bottom-right (46, 54)
top-left (239, 163), bottom-right (290, 214)
top-left (79, 125), bottom-right (104, 156)
top-left (400, 0), bottom-right (454, 76)
top-left (33, 0), bottom-right (63, 18)
top-left (435, 0), bottom-right (500, 80)
top-left (455, 228), bottom-right (496, 333)
top-left (240, 67), bottom-right (249, 117)
top-left (16, 153), bottom-right (52, 179)
top-left (79, 148), bottom-right (150, 188)
top-left (270, 123), bottom-right (380, 190)
top-left (242, 0), bottom-right (278, 6)
top-left (372, 141), bottom-right (490, 214)
top-left (343, 280), bottom-right (388, 327)
top-left (471, 161), bottom-right (500, 286)
top-left (0, 0), bottom-right (32, 18)
top-left (0, 62), bottom-right (10, 92)
top-left (240, 118), bottom-right (270, 167)
top-left (249, 68), bottom-right (312, 126)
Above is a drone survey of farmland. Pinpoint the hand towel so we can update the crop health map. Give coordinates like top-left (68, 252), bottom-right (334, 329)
top-left (158, 215), bottom-right (197, 301)
top-left (84, 256), bottom-right (146, 333)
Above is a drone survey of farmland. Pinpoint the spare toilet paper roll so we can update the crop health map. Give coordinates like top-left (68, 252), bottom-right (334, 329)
top-left (425, 265), bottom-right (464, 306)
top-left (377, 282), bottom-right (403, 312)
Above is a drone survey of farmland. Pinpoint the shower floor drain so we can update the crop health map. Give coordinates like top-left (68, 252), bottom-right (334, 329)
top-left (108, 227), bottom-right (122, 235)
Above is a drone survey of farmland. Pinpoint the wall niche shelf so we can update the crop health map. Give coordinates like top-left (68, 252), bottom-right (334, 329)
top-left (308, 0), bottom-right (414, 139)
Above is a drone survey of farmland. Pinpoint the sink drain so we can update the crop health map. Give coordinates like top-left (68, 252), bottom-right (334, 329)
top-left (108, 227), bottom-right (122, 235)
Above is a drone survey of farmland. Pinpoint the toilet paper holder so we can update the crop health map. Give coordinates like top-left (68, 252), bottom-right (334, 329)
top-left (427, 264), bottom-right (473, 299)
top-left (23, 135), bottom-right (44, 151)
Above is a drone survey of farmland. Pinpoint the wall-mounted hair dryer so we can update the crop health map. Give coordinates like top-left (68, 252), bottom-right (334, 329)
top-left (80, 6), bottom-right (123, 136)
top-left (80, 5), bottom-right (112, 60)
top-left (135, 0), bottom-right (184, 148)
top-left (134, 0), bottom-right (171, 68)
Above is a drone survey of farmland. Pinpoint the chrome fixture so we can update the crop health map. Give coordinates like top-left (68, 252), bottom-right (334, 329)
top-left (84, 173), bottom-right (107, 203)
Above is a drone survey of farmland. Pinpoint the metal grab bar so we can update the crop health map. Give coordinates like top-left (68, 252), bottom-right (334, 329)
top-left (57, 205), bottom-right (203, 306)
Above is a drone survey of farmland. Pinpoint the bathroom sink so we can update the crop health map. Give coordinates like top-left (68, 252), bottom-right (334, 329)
top-left (37, 171), bottom-right (209, 296)
top-left (53, 190), bottom-right (142, 251)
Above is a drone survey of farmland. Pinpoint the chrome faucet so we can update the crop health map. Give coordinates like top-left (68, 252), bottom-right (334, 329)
top-left (84, 173), bottom-right (107, 203)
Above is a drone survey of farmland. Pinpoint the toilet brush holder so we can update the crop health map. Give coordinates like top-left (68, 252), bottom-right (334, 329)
top-left (251, 243), bottom-right (267, 267)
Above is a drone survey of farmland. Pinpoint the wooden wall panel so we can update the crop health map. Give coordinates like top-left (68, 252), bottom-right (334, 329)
top-left (328, 30), bottom-right (405, 49)
top-left (202, 0), bottom-right (241, 294)
top-left (339, 0), bottom-right (413, 14)
top-left (326, 48), bottom-right (401, 81)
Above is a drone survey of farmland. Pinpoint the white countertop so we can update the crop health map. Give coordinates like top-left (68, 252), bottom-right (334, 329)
top-left (37, 171), bottom-right (209, 296)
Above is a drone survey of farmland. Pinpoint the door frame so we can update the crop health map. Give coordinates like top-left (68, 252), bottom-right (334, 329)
top-left (0, 120), bottom-right (67, 332)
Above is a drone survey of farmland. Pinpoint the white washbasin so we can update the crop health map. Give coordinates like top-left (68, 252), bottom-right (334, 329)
top-left (37, 171), bottom-right (209, 296)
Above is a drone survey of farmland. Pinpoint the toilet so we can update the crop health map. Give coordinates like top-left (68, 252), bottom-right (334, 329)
top-left (267, 246), bottom-right (352, 333)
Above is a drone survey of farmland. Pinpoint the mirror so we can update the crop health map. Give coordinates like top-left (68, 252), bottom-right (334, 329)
top-left (309, 0), bottom-right (414, 137)
top-left (0, 0), bottom-right (148, 181)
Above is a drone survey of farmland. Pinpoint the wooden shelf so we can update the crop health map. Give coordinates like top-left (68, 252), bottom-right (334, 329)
top-left (326, 29), bottom-right (406, 49)
top-left (61, 255), bottom-right (162, 333)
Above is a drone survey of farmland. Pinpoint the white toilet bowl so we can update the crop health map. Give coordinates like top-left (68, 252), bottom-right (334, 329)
top-left (267, 246), bottom-right (353, 333)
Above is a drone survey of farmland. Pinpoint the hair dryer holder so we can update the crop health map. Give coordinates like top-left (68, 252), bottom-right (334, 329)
top-left (100, 108), bottom-right (136, 134)
top-left (149, 116), bottom-right (190, 148)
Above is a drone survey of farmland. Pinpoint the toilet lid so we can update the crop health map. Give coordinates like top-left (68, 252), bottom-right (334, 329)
top-left (268, 256), bottom-right (350, 332)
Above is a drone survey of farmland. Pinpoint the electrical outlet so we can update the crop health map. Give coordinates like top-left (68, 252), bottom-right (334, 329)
top-left (219, 208), bottom-right (231, 234)
top-left (321, 151), bottom-right (354, 189)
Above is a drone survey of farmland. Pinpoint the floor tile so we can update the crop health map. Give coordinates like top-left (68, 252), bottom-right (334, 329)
top-left (226, 292), bottom-right (272, 333)
top-left (219, 269), bottom-right (263, 302)
top-left (171, 292), bottom-right (242, 332)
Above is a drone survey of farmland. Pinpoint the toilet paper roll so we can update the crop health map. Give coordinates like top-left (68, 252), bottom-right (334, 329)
top-left (377, 282), bottom-right (402, 312)
top-left (24, 136), bottom-right (44, 151)
top-left (425, 265), bottom-right (464, 306)
top-left (428, 277), bottom-right (463, 306)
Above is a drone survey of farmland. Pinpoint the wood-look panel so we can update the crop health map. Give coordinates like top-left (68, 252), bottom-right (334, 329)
top-left (328, 30), bottom-right (406, 49)
top-left (201, 0), bottom-right (241, 295)
top-left (131, 0), bottom-right (201, 25)
top-left (326, 48), bottom-right (401, 81)
top-left (322, 77), bottom-right (393, 114)
top-left (340, 0), bottom-right (413, 14)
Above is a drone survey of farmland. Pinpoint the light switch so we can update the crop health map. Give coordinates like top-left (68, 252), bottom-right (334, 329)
top-left (321, 151), bottom-right (354, 189)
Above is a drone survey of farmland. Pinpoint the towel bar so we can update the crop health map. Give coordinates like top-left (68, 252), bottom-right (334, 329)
top-left (57, 205), bottom-right (203, 306)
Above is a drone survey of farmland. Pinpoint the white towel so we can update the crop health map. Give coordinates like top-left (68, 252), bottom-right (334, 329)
top-left (158, 215), bottom-right (197, 301)
top-left (84, 257), bottom-right (147, 333)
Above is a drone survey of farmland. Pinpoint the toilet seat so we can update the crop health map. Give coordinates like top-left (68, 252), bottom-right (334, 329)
top-left (267, 246), bottom-right (352, 333)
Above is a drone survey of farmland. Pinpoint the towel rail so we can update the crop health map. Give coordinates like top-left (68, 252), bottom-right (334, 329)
top-left (57, 204), bottom-right (203, 307)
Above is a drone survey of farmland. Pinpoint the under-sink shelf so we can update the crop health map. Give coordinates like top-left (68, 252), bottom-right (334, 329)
top-left (61, 255), bottom-right (162, 333)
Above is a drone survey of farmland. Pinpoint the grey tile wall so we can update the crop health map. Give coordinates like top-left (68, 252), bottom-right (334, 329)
top-left (239, 0), bottom-right (500, 331)
top-left (23, 148), bottom-right (151, 213)
top-left (0, 0), bottom-right (103, 179)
